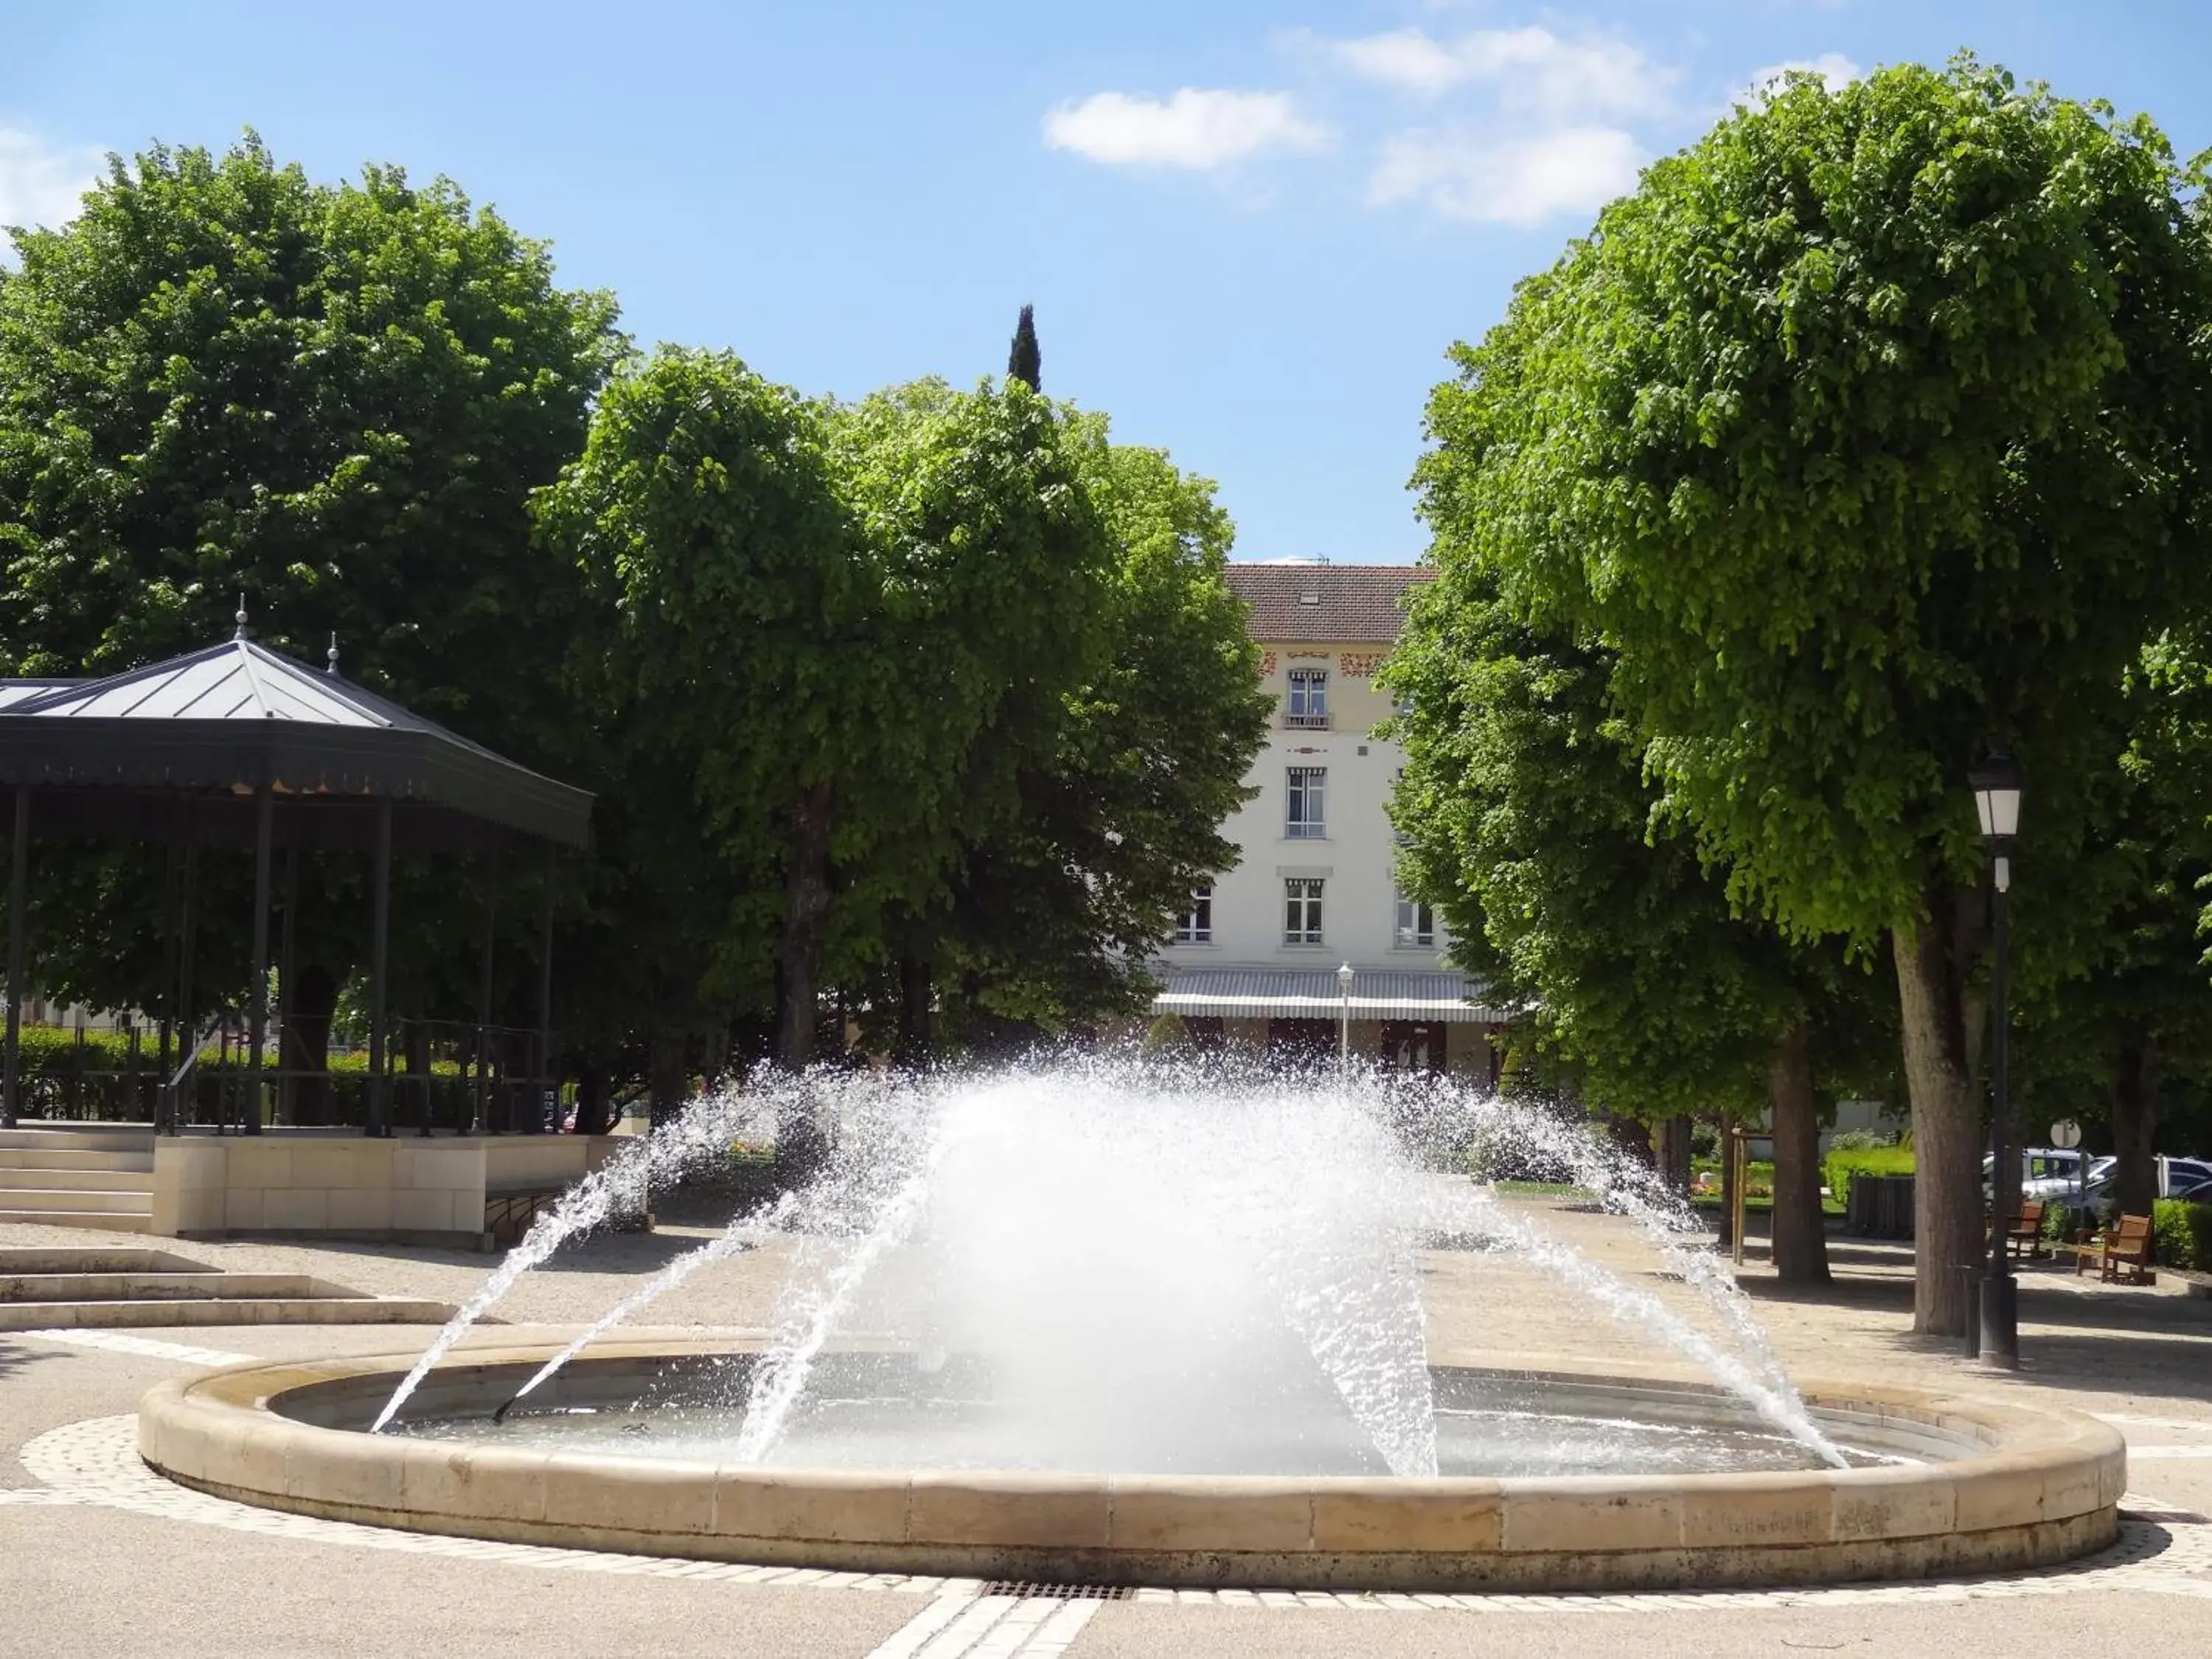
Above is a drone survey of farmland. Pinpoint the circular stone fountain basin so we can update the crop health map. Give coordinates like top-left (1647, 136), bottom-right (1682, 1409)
top-left (137, 1342), bottom-right (2126, 1592)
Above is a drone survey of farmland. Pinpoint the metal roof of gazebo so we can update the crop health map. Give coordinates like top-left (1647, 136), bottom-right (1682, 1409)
top-left (0, 633), bottom-right (591, 851)
top-left (1, 615), bottom-right (594, 1135)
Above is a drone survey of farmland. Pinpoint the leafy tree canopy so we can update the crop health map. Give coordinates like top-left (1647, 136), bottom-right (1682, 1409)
top-left (1383, 568), bottom-right (1891, 1124)
top-left (1420, 58), bottom-right (2212, 950)
top-left (0, 132), bottom-right (625, 1030)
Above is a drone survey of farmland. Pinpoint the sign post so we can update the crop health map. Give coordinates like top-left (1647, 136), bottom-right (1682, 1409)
top-left (2051, 1117), bottom-right (2084, 1220)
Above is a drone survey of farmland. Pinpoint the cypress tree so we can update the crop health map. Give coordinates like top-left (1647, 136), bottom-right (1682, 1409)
top-left (1007, 304), bottom-right (1041, 392)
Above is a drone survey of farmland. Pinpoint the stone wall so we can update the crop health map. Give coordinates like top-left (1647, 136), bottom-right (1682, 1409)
top-left (150, 1135), bottom-right (606, 1246)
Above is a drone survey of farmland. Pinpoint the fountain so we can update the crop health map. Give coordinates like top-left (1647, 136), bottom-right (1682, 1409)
top-left (136, 1057), bottom-right (2124, 1590)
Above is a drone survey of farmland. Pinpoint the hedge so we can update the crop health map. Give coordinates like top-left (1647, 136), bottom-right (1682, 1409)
top-left (1823, 1146), bottom-right (1915, 1212)
top-left (2152, 1199), bottom-right (2212, 1272)
top-left (6, 1024), bottom-right (461, 1077)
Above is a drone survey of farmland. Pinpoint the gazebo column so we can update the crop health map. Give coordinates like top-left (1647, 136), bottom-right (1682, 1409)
top-left (276, 831), bottom-right (299, 1126)
top-left (473, 846), bottom-right (499, 1135)
top-left (368, 797), bottom-right (393, 1137)
top-left (157, 809), bottom-right (183, 1132)
top-left (173, 816), bottom-right (199, 1130)
top-left (532, 843), bottom-right (556, 1135)
top-left (245, 788), bottom-right (274, 1135)
top-left (2, 784), bottom-right (29, 1129)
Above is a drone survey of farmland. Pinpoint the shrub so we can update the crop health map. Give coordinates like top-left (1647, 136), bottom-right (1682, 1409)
top-left (1140, 1013), bottom-right (1189, 1054)
top-left (2041, 1200), bottom-right (2089, 1242)
top-left (1823, 1145), bottom-right (1916, 1213)
top-left (2152, 1199), bottom-right (2212, 1271)
top-left (1826, 1129), bottom-right (1892, 1153)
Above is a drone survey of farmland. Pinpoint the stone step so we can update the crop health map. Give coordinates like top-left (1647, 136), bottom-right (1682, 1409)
top-left (0, 1148), bottom-right (157, 1173)
top-left (0, 1166), bottom-right (156, 1194)
top-left (0, 1271), bottom-right (350, 1304)
top-left (0, 1187), bottom-right (151, 1214)
top-left (0, 1295), bottom-right (457, 1331)
top-left (0, 1209), bottom-right (151, 1234)
top-left (0, 1127), bottom-right (156, 1154)
top-left (0, 1247), bottom-right (209, 1274)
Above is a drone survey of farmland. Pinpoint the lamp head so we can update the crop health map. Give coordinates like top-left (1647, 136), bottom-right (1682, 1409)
top-left (1968, 748), bottom-right (2026, 849)
top-left (1338, 962), bottom-right (1355, 990)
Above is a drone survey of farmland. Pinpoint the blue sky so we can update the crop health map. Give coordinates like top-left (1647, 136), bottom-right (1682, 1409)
top-left (3, 2), bottom-right (2208, 564)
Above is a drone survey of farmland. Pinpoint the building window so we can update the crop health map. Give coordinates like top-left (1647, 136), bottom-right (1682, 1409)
top-left (1175, 888), bottom-right (1214, 945)
top-left (1286, 767), bottom-right (1326, 838)
top-left (1394, 891), bottom-right (1436, 948)
top-left (1284, 878), bottom-right (1324, 945)
top-left (1286, 669), bottom-right (1329, 728)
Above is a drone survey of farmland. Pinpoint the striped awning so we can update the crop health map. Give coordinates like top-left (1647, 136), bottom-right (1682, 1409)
top-left (1150, 968), bottom-right (1502, 1023)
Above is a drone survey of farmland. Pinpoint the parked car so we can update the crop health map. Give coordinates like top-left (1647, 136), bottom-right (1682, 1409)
top-left (1983, 1148), bottom-right (2110, 1202)
top-left (2078, 1156), bottom-right (2212, 1218)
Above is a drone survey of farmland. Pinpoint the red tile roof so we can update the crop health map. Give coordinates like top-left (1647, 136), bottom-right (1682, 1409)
top-left (1224, 563), bottom-right (1436, 644)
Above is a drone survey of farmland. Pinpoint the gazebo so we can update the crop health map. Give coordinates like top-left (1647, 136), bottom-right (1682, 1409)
top-left (0, 608), bottom-right (593, 1140)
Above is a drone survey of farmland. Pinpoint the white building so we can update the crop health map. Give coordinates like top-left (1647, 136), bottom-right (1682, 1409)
top-left (1150, 563), bottom-right (1502, 1077)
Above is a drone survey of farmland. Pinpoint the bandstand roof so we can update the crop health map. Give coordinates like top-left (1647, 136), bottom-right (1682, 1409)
top-left (0, 636), bottom-right (592, 850)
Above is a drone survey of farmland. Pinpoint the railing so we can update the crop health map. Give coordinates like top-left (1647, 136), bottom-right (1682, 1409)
top-left (1284, 712), bottom-right (1330, 730)
top-left (10, 1018), bottom-right (562, 1134)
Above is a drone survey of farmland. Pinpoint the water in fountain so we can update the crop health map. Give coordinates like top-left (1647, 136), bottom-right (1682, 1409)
top-left (378, 1052), bottom-right (1848, 1474)
top-left (369, 1081), bottom-right (775, 1433)
top-left (491, 1191), bottom-right (801, 1421)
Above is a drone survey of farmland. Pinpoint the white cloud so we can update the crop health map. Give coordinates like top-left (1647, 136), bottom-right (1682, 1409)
top-left (1371, 125), bottom-right (1643, 226)
top-left (1734, 53), bottom-right (1862, 106)
top-left (1326, 29), bottom-right (1468, 98)
top-left (1043, 88), bottom-right (1329, 171)
top-left (1320, 26), bottom-right (1677, 122)
top-left (0, 125), bottom-right (102, 237)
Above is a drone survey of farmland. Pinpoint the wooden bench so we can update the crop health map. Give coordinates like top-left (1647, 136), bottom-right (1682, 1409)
top-left (2000, 1200), bottom-right (2046, 1260)
top-left (2075, 1213), bottom-right (2156, 1284)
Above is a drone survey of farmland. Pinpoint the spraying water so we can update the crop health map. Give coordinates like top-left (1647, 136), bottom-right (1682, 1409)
top-left (370, 1082), bottom-right (772, 1433)
top-left (729, 1142), bottom-right (948, 1464)
top-left (378, 1052), bottom-right (1847, 1473)
top-left (490, 1191), bottom-right (801, 1422)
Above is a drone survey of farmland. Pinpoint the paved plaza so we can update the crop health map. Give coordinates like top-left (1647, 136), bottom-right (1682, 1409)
top-left (4, 1195), bottom-right (2210, 1658)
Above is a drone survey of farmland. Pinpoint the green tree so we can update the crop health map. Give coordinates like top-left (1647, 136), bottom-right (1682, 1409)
top-left (1413, 60), bottom-right (2212, 1332)
top-left (1007, 305), bottom-right (1041, 393)
top-left (0, 133), bottom-right (623, 1101)
top-left (1383, 570), bottom-right (1891, 1280)
top-left (540, 358), bottom-right (1116, 1079)
top-left (2011, 639), bottom-right (2212, 1215)
top-left (925, 419), bottom-right (1269, 1038)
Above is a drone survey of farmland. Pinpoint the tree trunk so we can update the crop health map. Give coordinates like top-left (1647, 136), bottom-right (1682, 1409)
top-left (572, 1057), bottom-right (613, 1137)
top-left (287, 962), bottom-right (337, 1125)
top-left (404, 1016), bottom-right (432, 1133)
top-left (1604, 1113), bottom-right (1655, 1165)
top-left (1656, 1115), bottom-right (1693, 1197)
top-left (2110, 1038), bottom-right (2159, 1220)
top-left (1893, 888), bottom-right (1985, 1336)
top-left (895, 952), bottom-right (933, 1070)
top-left (1717, 1119), bottom-right (1738, 1251)
top-left (647, 1031), bottom-right (689, 1130)
top-left (775, 784), bottom-right (835, 1071)
top-left (1768, 1021), bottom-right (1831, 1285)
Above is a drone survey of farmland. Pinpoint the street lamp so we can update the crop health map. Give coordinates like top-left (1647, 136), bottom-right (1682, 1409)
top-left (1338, 962), bottom-right (1355, 1078)
top-left (1969, 747), bottom-right (2025, 1368)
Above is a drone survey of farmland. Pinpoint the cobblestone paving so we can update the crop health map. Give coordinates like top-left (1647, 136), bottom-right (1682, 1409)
top-left (4, 1415), bottom-right (2208, 1613)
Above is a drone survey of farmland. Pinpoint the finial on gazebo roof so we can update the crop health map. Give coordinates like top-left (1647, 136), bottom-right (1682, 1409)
top-left (327, 633), bottom-right (341, 677)
top-left (234, 594), bottom-right (249, 641)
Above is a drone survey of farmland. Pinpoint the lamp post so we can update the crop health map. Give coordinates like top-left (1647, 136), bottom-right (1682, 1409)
top-left (1338, 962), bottom-right (1355, 1079)
top-left (1969, 748), bottom-right (2025, 1369)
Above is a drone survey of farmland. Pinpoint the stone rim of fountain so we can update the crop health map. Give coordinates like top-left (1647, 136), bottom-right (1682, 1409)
top-left (136, 1341), bottom-right (2126, 1593)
